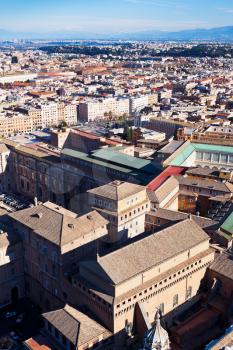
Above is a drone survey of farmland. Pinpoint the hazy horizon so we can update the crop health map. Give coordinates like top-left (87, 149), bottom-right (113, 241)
top-left (1, 0), bottom-right (233, 34)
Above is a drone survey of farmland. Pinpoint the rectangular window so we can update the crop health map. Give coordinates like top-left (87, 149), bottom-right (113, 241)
top-left (203, 152), bottom-right (211, 161)
top-left (196, 152), bottom-right (203, 161)
top-left (159, 303), bottom-right (164, 314)
top-left (221, 154), bottom-right (228, 164)
top-left (186, 286), bottom-right (192, 300)
top-left (173, 294), bottom-right (179, 307)
top-left (212, 153), bottom-right (220, 163)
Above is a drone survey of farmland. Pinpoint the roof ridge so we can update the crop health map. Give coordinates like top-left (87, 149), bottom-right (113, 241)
top-left (99, 219), bottom-right (201, 261)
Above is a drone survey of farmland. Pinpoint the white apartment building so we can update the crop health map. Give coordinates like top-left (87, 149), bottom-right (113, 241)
top-left (129, 95), bottom-right (149, 114)
top-left (18, 102), bottom-right (77, 129)
top-left (41, 103), bottom-right (59, 128)
top-left (57, 103), bottom-right (77, 126)
top-left (78, 97), bottom-right (130, 122)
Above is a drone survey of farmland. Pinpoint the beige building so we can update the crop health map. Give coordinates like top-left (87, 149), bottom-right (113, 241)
top-left (0, 113), bottom-right (34, 137)
top-left (88, 181), bottom-right (150, 243)
top-left (79, 98), bottom-right (130, 122)
top-left (72, 219), bottom-right (215, 337)
top-left (24, 304), bottom-right (113, 350)
top-left (148, 176), bottom-right (180, 211)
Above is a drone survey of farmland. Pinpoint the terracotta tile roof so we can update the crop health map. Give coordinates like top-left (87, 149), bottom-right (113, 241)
top-left (24, 335), bottom-right (53, 350)
top-left (147, 166), bottom-right (185, 192)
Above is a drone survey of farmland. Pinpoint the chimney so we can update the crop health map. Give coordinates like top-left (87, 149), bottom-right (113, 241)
top-left (34, 197), bottom-right (38, 207)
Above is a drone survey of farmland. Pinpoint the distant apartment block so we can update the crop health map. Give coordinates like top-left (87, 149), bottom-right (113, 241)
top-left (79, 97), bottom-right (130, 122)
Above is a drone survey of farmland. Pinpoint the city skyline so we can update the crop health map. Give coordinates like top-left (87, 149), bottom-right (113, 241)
top-left (1, 0), bottom-right (233, 34)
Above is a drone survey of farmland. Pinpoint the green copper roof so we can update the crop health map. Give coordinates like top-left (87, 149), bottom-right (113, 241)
top-left (169, 142), bottom-right (233, 166)
top-left (92, 148), bottom-right (156, 173)
top-left (169, 143), bottom-right (195, 166)
top-left (61, 148), bottom-right (159, 184)
top-left (221, 212), bottom-right (233, 235)
top-left (193, 143), bottom-right (233, 154)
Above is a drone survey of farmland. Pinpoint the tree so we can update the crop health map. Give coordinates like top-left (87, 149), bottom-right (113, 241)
top-left (58, 120), bottom-right (68, 129)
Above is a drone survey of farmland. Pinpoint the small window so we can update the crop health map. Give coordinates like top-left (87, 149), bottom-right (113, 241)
top-left (186, 286), bottom-right (192, 300)
top-left (173, 294), bottom-right (179, 307)
top-left (159, 303), bottom-right (164, 314)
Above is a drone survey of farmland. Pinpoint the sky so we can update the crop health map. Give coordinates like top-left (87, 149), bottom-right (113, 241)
top-left (1, 0), bottom-right (233, 33)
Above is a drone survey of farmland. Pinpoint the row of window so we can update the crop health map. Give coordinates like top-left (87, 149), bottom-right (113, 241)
top-left (120, 204), bottom-right (149, 222)
top-left (115, 259), bottom-right (204, 313)
top-left (196, 151), bottom-right (233, 164)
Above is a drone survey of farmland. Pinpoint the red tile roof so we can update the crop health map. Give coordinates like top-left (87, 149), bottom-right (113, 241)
top-left (147, 166), bottom-right (185, 192)
top-left (24, 335), bottom-right (53, 350)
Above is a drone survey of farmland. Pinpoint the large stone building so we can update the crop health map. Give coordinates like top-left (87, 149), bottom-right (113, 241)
top-left (71, 219), bottom-right (215, 338)
top-left (2, 139), bottom-right (158, 214)
top-left (88, 180), bottom-right (150, 243)
top-left (9, 202), bottom-right (108, 311)
top-left (24, 304), bottom-right (113, 350)
top-left (79, 97), bottom-right (130, 122)
top-left (164, 141), bottom-right (233, 171)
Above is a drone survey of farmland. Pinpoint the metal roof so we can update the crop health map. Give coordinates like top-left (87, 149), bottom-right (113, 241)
top-left (169, 142), bottom-right (233, 167)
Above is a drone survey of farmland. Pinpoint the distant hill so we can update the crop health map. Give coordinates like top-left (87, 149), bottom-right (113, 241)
top-left (116, 26), bottom-right (233, 41)
top-left (1, 26), bottom-right (233, 41)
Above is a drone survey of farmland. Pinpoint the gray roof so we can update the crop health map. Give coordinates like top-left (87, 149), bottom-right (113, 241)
top-left (158, 140), bottom-right (184, 154)
top-left (88, 180), bottom-right (146, 201)
top-left (81, 219), bottom-right (209, 285)
top-left (186, 167), bottom-right (219, 177)
top-left (149, 208), bottom-right (217, 229)
top-left (9, 202), bottom-right (108, 246)
top-left (210, 252), bottom-right (233, 281)
top-left (175, 175), bottom-right (233, 193)
top-left (43, 304), bottom-right (109, 347)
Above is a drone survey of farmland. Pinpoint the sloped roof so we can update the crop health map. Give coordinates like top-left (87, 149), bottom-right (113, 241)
top-left (88, 180), bottom-right (145, 201)
top-left (43, 304), bottom-right (110, 347)
top-left (210, 252), bottom-right (233, 281)
top-left (149, 208), bottom-right (217, 229)
top-left (9, 202), bottom-right (108, 247)
top-left (81, 219), bottom-right (209, 285)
